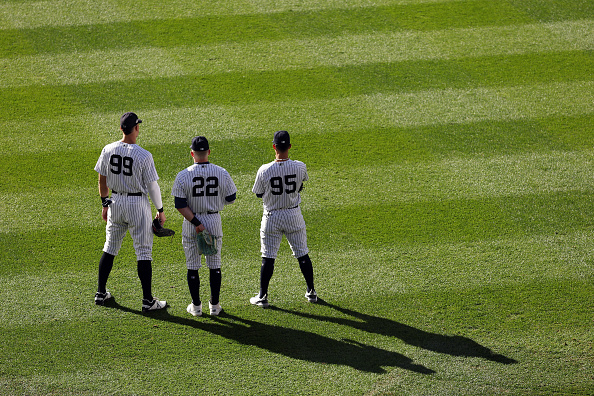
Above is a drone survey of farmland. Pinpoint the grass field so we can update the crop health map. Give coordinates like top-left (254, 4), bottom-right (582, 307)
top-left (1, 0), bottom-right (593, 394)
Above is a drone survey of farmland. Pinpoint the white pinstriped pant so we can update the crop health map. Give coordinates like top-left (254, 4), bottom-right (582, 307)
top-left (181, 216), bottom-right (223, 270)
top-left (260, 207), bottom-right (309, 259)
top-left (103, 194), bottom-right (153, 261)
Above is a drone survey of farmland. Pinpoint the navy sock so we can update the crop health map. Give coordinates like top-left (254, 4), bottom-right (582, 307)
top-left (98, 252), bottom-right (115, 294)
top-left (137, 260), bottom-right (153, 301)
top-left (209, 269), bottom-right (221, 305)
top-left (298, 254), bottom-right (315, 291)
top-left (260, 257), bottom-right (275, 297)
top-left (187, 269), bottom-right (201, 306)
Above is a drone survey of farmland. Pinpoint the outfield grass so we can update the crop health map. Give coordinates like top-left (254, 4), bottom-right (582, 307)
top-left (1, 0), bottom-right (593, 394)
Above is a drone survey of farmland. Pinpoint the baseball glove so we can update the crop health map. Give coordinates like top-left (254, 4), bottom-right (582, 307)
top-left (152, 218), bottom-right (175, 237)
top-left (196, 230), bottom-right (217, 256)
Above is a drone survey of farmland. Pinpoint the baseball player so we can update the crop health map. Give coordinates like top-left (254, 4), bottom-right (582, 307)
top-left (94, 112), bottom-right (167, 312)
top-left (250, 130), bottom-right (317, 307)
top-left (172, 136), bottom-right (237, 317)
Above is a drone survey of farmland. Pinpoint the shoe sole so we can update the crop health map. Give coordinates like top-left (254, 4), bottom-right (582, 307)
top-left (143, 302), bottom-right (166, 312)
top-left (187, 310), bottom-right (202, 317)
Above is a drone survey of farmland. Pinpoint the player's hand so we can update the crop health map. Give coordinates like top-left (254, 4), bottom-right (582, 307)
top-left (102, 206), bottom-right (109, 221)
top-left (195, 224), bottom-right (205, 233)
top-left (155, 211), bottom-right (166, 226)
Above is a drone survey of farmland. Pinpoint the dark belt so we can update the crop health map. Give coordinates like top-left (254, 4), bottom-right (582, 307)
top-left (195, 211), bottom-right (219, 215)
top-left (269, 206), bottom-right (298, 212)
top-left (112, 190), bottom-right (142, 196)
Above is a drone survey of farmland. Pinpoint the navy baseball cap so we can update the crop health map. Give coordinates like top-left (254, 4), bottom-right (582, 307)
top-left (120, 112), bottom-right (142, 132)
top-left (273, 130), bottom-right (290, 147)
top-left (191, 136), bottom-right (209, 151)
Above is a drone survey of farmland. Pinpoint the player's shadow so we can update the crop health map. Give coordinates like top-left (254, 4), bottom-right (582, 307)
top-left (271, 299), bottom-right (517, 365)
top-left (105, 299), bottom-right (434, 374)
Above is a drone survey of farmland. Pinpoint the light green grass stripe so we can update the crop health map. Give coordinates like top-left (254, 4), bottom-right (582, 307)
top-left (1, 19), bottom-right (591, 88)
top-left (0, 0), bottom-right (466, 29)
top-left (1, 79), bottom-right (592, 156)
top-left (1, 230), bottom-right (591, 327)
top-left (2, 150), bottom-right (593, 234)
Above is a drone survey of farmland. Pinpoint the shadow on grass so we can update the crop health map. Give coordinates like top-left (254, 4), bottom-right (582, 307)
top-left (104, 299), bottom-right (434, 374)
top-left (272, 299), bottom-right (517, 365)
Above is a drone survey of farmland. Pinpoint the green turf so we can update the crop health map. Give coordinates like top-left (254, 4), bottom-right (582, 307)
top-left (1, 0), bottom-right (593, 394)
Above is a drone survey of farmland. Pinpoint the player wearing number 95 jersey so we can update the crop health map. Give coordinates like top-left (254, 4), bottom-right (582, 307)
top-left (250, 130), bottom-right (317, 308)
top-left (172, 136), bottom-right (237, 317)
top-left (94, 112), bottom-right (167, 312)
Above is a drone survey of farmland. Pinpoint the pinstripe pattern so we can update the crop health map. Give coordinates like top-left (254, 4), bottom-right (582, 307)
top-left (95, 141), bottom-right (160, 261)
top-left (253, 159), bottom-right (309, 258)
top-left (252, 159), bottom-right (308, 211)
top-left (172, 162), bottom-right (237, 268)
top-left (94, 141), bottom-right (159, 194)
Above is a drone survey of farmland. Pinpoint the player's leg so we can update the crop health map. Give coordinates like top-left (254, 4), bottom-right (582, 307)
top-left (250, 214), bottom-right (282, 307)
top-left (95, 252), bottom-right (115, 305)
top-left (205, 236), bottom-right (222, 315)
top-left (286, 228), bottom-right (317, 302)
top-left (96, 201), bottom-right (126, 305)
top-left (128, 197), bottom-right (166, 311)
top-left (259, 257), bottom-right (275, 297)
top-left (183, 221), bottom-right (203, 316)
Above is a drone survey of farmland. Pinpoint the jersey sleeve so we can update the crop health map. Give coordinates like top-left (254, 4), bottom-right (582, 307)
top-left (142, 153), bottom-right (159, 186)
top-left (252, 166), bottom-right (266, 195)
top-left (171, 171), bottom-right (186, 198)
top-left (301, 161), bottom-right (309, 182)
top-left (224, 171), bottom-right (238, 198)
top-left (94, 148), bottom-right (108, 176)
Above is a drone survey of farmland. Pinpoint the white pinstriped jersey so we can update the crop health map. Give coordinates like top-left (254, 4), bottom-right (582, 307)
top-left (94, 141), bottom-right (159, 193)
top-left (95, 141), bottom-right (158, 261)
top-left (252, 159), bottom-right (308, 212)
top-left (171, 162), bottom-right (237, 236)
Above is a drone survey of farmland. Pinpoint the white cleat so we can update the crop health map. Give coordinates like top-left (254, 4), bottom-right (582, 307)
top-left (250, 293), bottom-right (269, 308)
top-left (305, 289), bottom-right (318, 303)
top-left (209, 302), bottom-right (222, 316)
top-left (142, 298), bottom-right (167, 312)
top-left (187, 302), bottom-right (203, 317)
top-left (94, 291), bottom-right (112, 305)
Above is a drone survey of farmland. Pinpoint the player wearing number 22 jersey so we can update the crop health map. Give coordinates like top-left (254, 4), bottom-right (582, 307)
top-left (250, 130), bottom-right (317, 308)
top-left (172, 136), bottom-right (237, 317)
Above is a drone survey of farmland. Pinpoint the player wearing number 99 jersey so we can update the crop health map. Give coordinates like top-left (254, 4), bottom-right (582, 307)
top-left (171, 136), bottom-right (237, 316)
top-left (250, 130), bottom-right (317, 308)
top-left (94, 112), bottom-right (167, 312)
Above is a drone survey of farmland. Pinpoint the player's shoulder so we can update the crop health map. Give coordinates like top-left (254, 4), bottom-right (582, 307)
top-left (258, 161), bottom-right (276, 172)
top-left (209, 162), bottom-right (230, 173)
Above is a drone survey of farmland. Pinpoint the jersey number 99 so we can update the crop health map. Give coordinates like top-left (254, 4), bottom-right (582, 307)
top-left (110, 155), bottom-right (133, 176)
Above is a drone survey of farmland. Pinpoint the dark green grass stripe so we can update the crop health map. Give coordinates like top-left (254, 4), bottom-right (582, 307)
top-left (2, 189), bottom-right (593, 274)
top-left (1, 113), bottom-right (593, 192)
top-left (310, 190), bottom-right (594, 247)
top-left (0, 0), bottom-right (533, 57)
top-left (509, 0), bottom-right (594, 22)
top-left (1, 51), bottom-right (592, 121)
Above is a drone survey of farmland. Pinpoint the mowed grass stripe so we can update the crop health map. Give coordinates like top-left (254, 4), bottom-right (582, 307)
top-left (2, 19), bottom-right (592, 88)
top-left (1, 229), bottom-right (592, 327)
top-left (2, 0), bottom-right (592, 30)
top-left (3, 150), bottom-right (594, 234)
top-left (0, 0), bottom-right (476, 30)
top-left (0, 0), bottom-right (534, 57)
top-left (1, 50), bottom-right (593, 121)
top-left (0, 79), bottom-right (592, 160)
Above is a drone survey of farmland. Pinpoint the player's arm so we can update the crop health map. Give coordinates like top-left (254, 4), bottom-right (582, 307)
top-left (225, 192), bottom-right (236, 204)
top-left (174, 196), bottom-right (205, 233)
top-left (147, 180), bottom-right (166, 225)
top-left (98, 174), bottom-right (110, 221)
